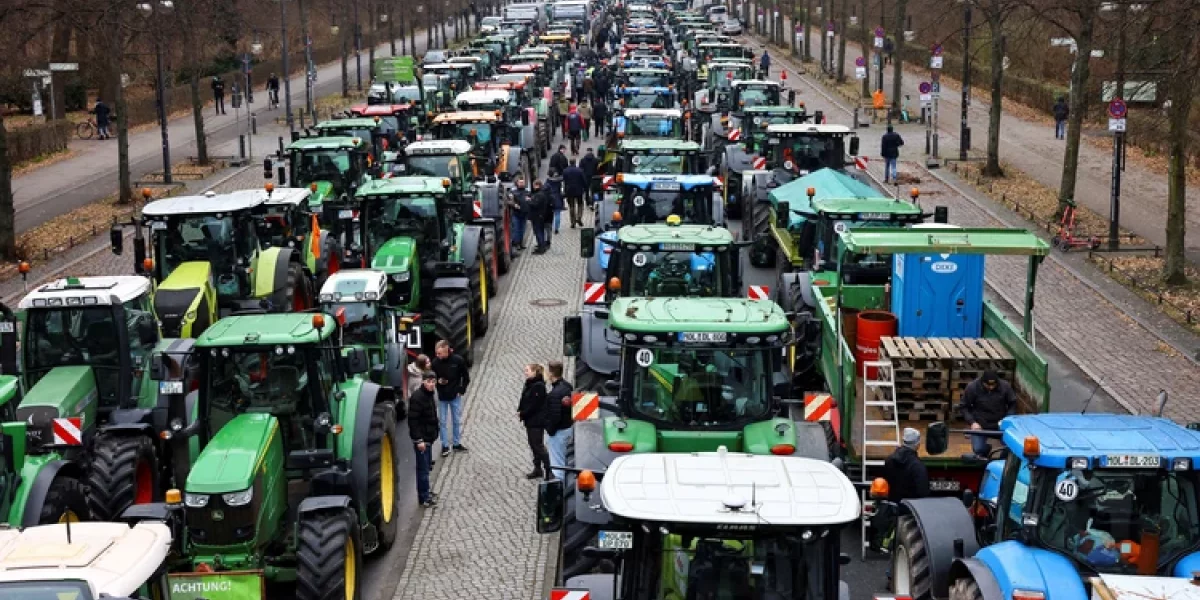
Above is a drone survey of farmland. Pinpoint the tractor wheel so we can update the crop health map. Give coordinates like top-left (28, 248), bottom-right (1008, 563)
top-left (467, 251), bottom-right (491, 340)
top-left (277, 261), bottom-right (313, 312)
top-left (37, 474), bottom-right (90, 525)
top-left (747, 201), bottom-right (775, 268)
top-left (433, 290), bottom-right (474, 367)
top-left (574, 361), bottom-right (608, 393)
top-left (366, 402), bottom-right (401, 552)
top-left (296, 509), bottom-right (363, 600)
top-left (893, 515), bottom-right (935, 600)
top-left (949, 577), bottom-right (984, 600)
top-left (481, 227), bottom-right (499, 298)
top-left (498, 216), bottom-right (513, 275)
top-left (87, 434), bottom-right (158, 521)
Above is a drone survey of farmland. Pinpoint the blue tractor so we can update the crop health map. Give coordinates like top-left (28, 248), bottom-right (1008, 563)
top-left (888, 410), bottom-right (1200, 600)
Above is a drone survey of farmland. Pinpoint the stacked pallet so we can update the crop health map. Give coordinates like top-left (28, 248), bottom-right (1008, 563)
top-left (942, 339), bottom-right (1016, 402)
top-left (878, 337), bottom-right (1018, 422)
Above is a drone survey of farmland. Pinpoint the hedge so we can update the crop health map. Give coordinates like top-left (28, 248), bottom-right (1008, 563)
top-left (7, 121), bottom-right (73, 165)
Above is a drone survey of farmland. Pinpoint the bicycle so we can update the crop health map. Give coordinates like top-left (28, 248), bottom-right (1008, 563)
top-left (76, 117), bottom-right (98, 140)
top-left (268, 88), bottom-right (280, 110)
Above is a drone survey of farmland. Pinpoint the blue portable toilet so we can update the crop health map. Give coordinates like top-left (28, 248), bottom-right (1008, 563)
top-left (891, 251), bottom-right (986, 338)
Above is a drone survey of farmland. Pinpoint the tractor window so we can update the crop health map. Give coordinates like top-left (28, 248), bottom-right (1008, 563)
top-left (0, 581), bottom-right (94, 600)
top-left (318, 126), bottom-right (374, 142)
top-left (773, 136), bottom-right (846, 173)
top-left (625, 115), bottom-right (679, 137)
top-left (652, 533), bottom-right (826, 600)
top-left (624, 154), bottom-right (686, 175)
top-left (435, 123), bottom-right (495, 144)
top-left (621, 187), bottom-right (708, 224)
top-left (205, 348), bottom-right (312, 427)
top-left (367, 196), bottom-right (440, 252)
top-left (155, 215), bottom-right (236, 278)
top-left (294, 150), bottom-right (354, 195)
top-left (331, 302), bottom-right (380, 347)
top-left (625, 73), bottom-right (671, 87)
top-left (623, 93), bottom-right (672, 109)
top-left (737, 86), bottom-right (777, 108)
top-left (624, 346), bottom-right (771, 428)
top-left (623, 250), bottom-right (726, 297)
top-left (402, 155), bottom-right (460, 179)
top-left (1034, 468), bottom-right (1200, 573)
top-left (124, 295), bottom-right (157, 398)
top-left (24, 307), bottom-right (121, 405)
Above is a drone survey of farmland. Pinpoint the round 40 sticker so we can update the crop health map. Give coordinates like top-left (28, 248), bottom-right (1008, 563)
top-left (833, 222), bottom-right (848, 234)
top-left (1055, 478), bottom-right (1079, 501)
top-left (632, 195), bottom-right (646, 207)
top-left (635, 348), bottom-right (654, 367)
top-left (753, 116), bottom-right (762, 125)
top-left (784, 160), bottom-right (795, 170)
top-left (632, 252), bottom-right (648, 267)
top-left (631, 155), bottom-right (642, 165)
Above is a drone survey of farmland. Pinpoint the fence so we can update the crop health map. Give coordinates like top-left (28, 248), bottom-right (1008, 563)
top-left (7, 121), bottom-right (73, 165)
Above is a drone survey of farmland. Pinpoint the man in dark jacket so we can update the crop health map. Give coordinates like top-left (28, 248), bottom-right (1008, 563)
top-left (872, 427), bottom-right (929, 554)
top-left (1053, 97), bottom-right (1069, 140)
top-left (408, 372), bottom-right (441, 507)
top-left (563, 159), bottom-right (588, 228)
top-left (881, 125), bottom-right (904, 183)
top-left (508, 177), bottom-right (530, 256)
top-left (543, 361), bottom-right (574, 480)
top-left (961, 369), bottom-right (1017, 457)
top-left (431, 339), bottom-right (470, 457)
top-left (91, 98), bottom-right (112, 140)
top-left (211, 76), bottom-right (226, 115)
top-left (592, 99), bottom-right (609, 138)
top-left (580, 148), bottom-right (600, 206)
top-left (517, 365), bottom-right (551, 479)
top-left (550, 145), bottom-right (569, 177)
top-left (528, 180), bottom-right (551, 253)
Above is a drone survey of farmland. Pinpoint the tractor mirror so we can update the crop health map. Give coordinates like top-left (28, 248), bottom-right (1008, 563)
top-left (0, 316), bottom-right (16, 377)
top-left (521, 110), bottom-right (530, 126)
top-left (849, 136), bottom-right (860, 156)
top-left (110, 225), bottom-right (124, 256)
top-left (788, 90), bottom-right (796, 106)
top-left (839, 553), bottom-right (852, 566)
top-left (133, 237), bottom-right (147, 275)
top-left (562, 316), bottom-right (582, 357)
top-left (603, 379), bottom-right (619, 395)
top-left (934, 206), bottom-right (949, 223)
top-left (776, 201), bottom-right (789, 219)
top-left (580, 227), bottom-right (595, 258)
top-left (926, 422), bottom-right (950, 455)
top-left (263, 157), bottom-right (274, 179)
top-left (137, 316), bottom-right (158, 345)
top-left (796, 219), bottom-right (817, 262)
top-left (536, 478), bottom-right (565, 534)
top-left (343, 347), bottom-right (370, 375)
top-left (291, 131), bottom-right (301, 143)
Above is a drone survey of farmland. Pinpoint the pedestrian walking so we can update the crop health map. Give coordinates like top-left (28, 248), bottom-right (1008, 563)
top-left (881, 125), bottom-right (904, 183)
top-left (563, 159), bottom-right (587, 228)
top-left (408, 371), bottom-right (441, 508)
top-left (592, 99), bottom-right (608, 137)
top-left (1053, 96), bottom-right (1069, 140)
top-left (578, 100), bottom-right (593, 142)
top-left (543, 361), bottom-right (574, 480)
top-left (960, 370), bottom-right (1017, 457)
top-left (883, 37), bottom-right (894, 65)
top-left (211, 76), bottom-right (226, 115)
top-left (583, 73), bottom-right (595, 105)
top-left (529, 180), bottom-right (551, 254)
top-left (91, 98), bottom-right (112, 140)
top-left (266, 73), bottom-right (280, 109)
top-left (580, 147), bottom-right (600, 206)
top-left (550, 145), bottom-right (569, 179)
top-left (406, 354), bottom-right (432, 399)
top-left (557, 94), bottom-right (571, 136)
top-left (431, 340), bottom-right (470, 457)
top-left (547, 169), bottom-right (565, 235)
top-left (518, 363), bottom-right (553, 480)
top-left (759, 50), bottom-right (771, 78)
top-left (567, 108), bottom-right (584, 155)
top-left (508, 177), bottom-right (530, 256)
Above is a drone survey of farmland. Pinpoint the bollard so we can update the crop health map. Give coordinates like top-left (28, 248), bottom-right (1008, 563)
top-left (278, 137), bottom-right (285, 156)
top-left (251, 114), bottom-right (257, 135)
top-left (925, 129), bottom-right (931, 155)
top-left (853, 108), bottom-right (860, 129)
top-left (239, 135), bottom-right (246, 159)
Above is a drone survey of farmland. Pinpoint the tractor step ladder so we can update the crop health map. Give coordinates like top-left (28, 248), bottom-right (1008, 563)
top-left (860, 359), bottom-right (900, 560)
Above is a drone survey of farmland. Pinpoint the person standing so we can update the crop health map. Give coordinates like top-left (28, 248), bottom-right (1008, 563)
top-left (580, 147), bottom-right (600, 207)
top-left (406, 354), bottom-right (432, 399)
top-left (592, 99), bottom-right (608, 138)
top-left (211, 76), bottom-right (226, 115)
top-left (960, 369), bottom-right (1017, 457)
top-left (550, 145), bottom-right (569, 177)
top-left (508, 177), bottom-right (530, 256)
top-left (881, 125), bottom-right (904, 184)
top-left (266, 73), bottom-right (280, 108)
top-left (431, 340), bottom-right (470, 457)
top-left (557, 94), bottom-right (571, 136)
top-left (874, 427), bottom-right (929, 558)
top-left (1053, 96), bottom-right (1069, 140)
top-left (563, 159), bottom-right (587, 228)
top-left (546, 169), bottom-right (565, 235)
top-left (91, 98), bottom-right (112, 140)
top-left (528, 179), bottom-right (551, 254)
top-left (408, 371), bottom-right (441, 508)
top-left (566, 108), bottom-right (584, 155)
top-left (517, 363), bottom-right (552, 480)
top-left (759, 50), bottom-right (771, 78)
top-left (578, 99), bottom-right (593, 142)
top-left (543, 361), bottom-right (574, 481)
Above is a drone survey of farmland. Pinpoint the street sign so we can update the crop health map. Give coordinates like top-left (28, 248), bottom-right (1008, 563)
top-left (855, 67), bottom-right (867, 79)
top-left (1108, 98), bottom-right (1127, 118)
top-left (919, 82), bottom-right (931, 94)
top-left (875, 26), bottom-right (884, 37)
top-left (1050, 37), bottom-right (1074, 47)
top-left (1108, 118), bottom-right (1126, 132)
top-left (795, 24), bottom-right (803, 32)
top-left (827, 22), bottom-right (835, 30)
top-left (930, 56), bottom-right (943, 69)
top-left (874, 36), bottom-right (884, 48)
top-left (931, 81), bottom-right (941, 94)
top-left (48, 62), bottom-right (78, 72)
top-left (827, 29), bottom-right (835, 37)
top-left (855, 56), bottom-right (866, 67)
top-left (23, 69), bottom-right (50, 78)
top-left (932, 44), bottom-right (943, 56)
top-left (920, 93), bottom-right (932, 105)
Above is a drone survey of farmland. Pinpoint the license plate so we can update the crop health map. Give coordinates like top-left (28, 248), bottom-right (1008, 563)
top-left (151, 221), bottom-right (168, 230)
top-left (660, 243), bottom-right (694, 251)
top-left (159, 380), bottom-right (185, 395)
top-left (930, 479), bottom-right (961, 492)
top-left (652, 182), bottom-right (680, 191)
top-left (0, 322), bottom-right (12, 333)
top-left (1105, 454), bottom-right (1160, 468)
top-left (858, 212), bottom-right (891, 220)
top-left (338, 209), bottom-right (355, 219)
top-left (679, 332), bottom-right (727, 343)
top-left (598, 530), bottom-right (634, 549)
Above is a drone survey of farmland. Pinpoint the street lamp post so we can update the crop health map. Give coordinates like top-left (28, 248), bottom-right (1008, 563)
top-left (137, 0), bottom-right (175, 185)
top-left (354, 0), bottom-right (363, 91)
top-left (959, 0), bottom-right (971, 161)
top-left (276, 0), bottom-right (295, 130)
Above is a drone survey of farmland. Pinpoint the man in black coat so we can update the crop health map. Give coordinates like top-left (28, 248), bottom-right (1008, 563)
top-left (528, 180), bottom-right (551, 253)
top-left (961, 369), bottom-right (1017, 457)
top-left (408, 372), bottom-right (441, 507)
top-left (549, 145), bottom-right (569, 178)
top-left (508, 177), bottom-right (530, 255)
top-left (211, 76), bottom-right (226, 115)
top-left (562, 159), bottom-right (588, 228)
top-left (517, 365), bottom-right (551, 479)
top-left (872, 427), bottom-right (930, 554)
top-left (543, 361), bottom-right (574, 480)
top-left (431, 340), bottom-right (470, 457)
top-left (880, 125), bottom-right (904, 183)
top-left (592, 100), bottom-right (608, 138)
top-left (1053, 97), bottom-right (1069, 140)
top-left (579, 148), bottom-right (600, 207)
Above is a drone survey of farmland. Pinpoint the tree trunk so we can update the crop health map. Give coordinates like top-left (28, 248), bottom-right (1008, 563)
top-left (342, 6), bottom-right (351, 97)
top-left (889, 0), bottom-right (908, 112)
top-left (819, 0), bottom-right (828, 71)
top-left (860, 0), bottom-right (869, 96)
top-left (836, 0), bottom-right (847, 81)
top-left (368, 0), bottom-right (377, 68)
top-left (1162, 13), bottom-right (1198, 285)
top-left (982, 5), bottom-right (1003, 177)
top-left (803, 0), bottom-right (813, 60)
top-left (1056, 0), bottom-right (1096, 216)
top-left (181, 5), bottom-right (208, 164)
top-left (50, 16), bottom-right (73, 120)
top-left (0, 112), bottom-right (14, 258)
top-left (116, 70), bottom-right (132, 204)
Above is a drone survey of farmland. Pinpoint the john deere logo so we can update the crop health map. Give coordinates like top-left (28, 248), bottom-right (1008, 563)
top-left (931, 261), bottom-right (958, 274)
top-left (211, 510), bottom-right (225, 521)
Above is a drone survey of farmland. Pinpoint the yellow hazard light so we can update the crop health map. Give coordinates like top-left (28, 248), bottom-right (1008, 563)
top-left (143, 258), bottom-right (155, 272)
top-left (870, 477), bottom-right (889, 499)
top-left (910, 187), bottom-right (920, 200)
top-left (332, 424), bottom-right (344, 435)
top-left (806, 187), bottom-right (816, 197)
top-left (312, 314), bottom-right (326, 329)
top-left (166, 489), bottom-right (182, 505)
top-left (442, 178), bottom-right (451, 188)
top-left (1024, 436), bottom-right (1040, 458)
top-left (615, 173), bottom-right (625, 184)
top-left (608, 277), bottom-right (622, 292)
top-left (666, 214), bottom-right (682, 226)
top-left (577, 469), bottom-right (597, 493)
top-left (142, 188), bottom-right (153, 199)
top-left (18, 262), bottom-right (30, 275)
top-left (265, 182), bottom-right (274, 193)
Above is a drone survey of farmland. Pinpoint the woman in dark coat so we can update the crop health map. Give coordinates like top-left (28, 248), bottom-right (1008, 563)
top-left (517, 363), bottom-right (552, 479)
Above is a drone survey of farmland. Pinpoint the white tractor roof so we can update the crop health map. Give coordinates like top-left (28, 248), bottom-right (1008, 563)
top-left (20, 276), bottom-right (151, 308)
top-left (767, 123), bottom-right (853, 135)
top-left (600, 450), bottom-right (860, 526)
top-left (455, 89), bottom-right (512, 106)
top-left (319, 269), bottom-right (389, 301)
top-left (0, 522), bottom-right (171, 597)
top-left (262, 187), bottom-right (313, 206)
top-left (733, 79), bottom-right (780, 87)
top-left (405, 140), bottom-right (473, 154)
top-left (625, 108), bottom-right (683, 118)
top-left (142, 188), bottom-right (271, 217)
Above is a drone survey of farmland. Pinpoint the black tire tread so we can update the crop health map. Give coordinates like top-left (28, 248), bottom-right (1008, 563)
top-left (573, 361), bottom-right (608, 393)
top-left (894, 515), bottom-right (935, 600)
top-left (949, 577), bottom-right (983, 600)
top-left (560, 430), bottom-right (599, 580)
top-left (432, 290), bottom-right (473, 367)
top-left (365, 402), bottom-right (400, 552)
top-left (38, 475), bottom-right (90, 525)
top-left (481, 227), bottom-right (498, 299)
top-left (86, 435), bottom-right (156, 521)
top-left (296, 510), bottom-right (361, 600)
top-left (465, 239), bottom-right (490, 339)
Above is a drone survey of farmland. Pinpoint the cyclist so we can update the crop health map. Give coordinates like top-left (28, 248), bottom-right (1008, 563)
top-left (267, 73), bottom-right (281, 108)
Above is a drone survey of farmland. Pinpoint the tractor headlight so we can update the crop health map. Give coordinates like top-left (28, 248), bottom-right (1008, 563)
top-left (392, 272), bottom-right (411, 282)
top-left (223, 488), bottom-right (254, 507)
top-left (184, 493), bottom-right (209, 508)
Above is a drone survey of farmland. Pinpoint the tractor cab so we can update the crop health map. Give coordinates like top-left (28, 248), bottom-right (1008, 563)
top-left (623, 31), bottom-right (665, 53)
top-left (698, 42), bottom-right (754, 62)
top-left (455, 89), bottom-right (521, 123)
top-left (732, 106), bottom-right (810, 151)
top-left (613, 85), bottom-right (677, 110)
top-left (429, 112), bottom-right (529, 182)
top-left (350, 103), bottom-right (421, 142)
top-left (615, 108), bottom-right (685, 140)
top-left (609, 140), bottom-right (705, 176)
top-left (318, 269), bottom-right (406, 390)
top-left (275, 136), bottom-right (373, 211)
top-left (727, 80), bottom-right (785, 114)
top-left (618, 67), bottom-right (673, 89)
top-left (696, 61), bottom-right (758, 109)
top-left (422, 63), bottom-right (475, 93)
top-left (580, 220), bottom-right (739, 294)
top-left (606, 174), bottom-right (720, 228)
top-left (448, 54), bottom-right (491, 80)
top-left (497, 62), bottom-right (549, 91)
top-left (387, 140), bottom-right (474, 200)
top-left (537, 452), bottom-right (858, 599)
top-left (356, 177), bottom-right (457, 304)
top-left (765, 123), bottom-right (861, 182)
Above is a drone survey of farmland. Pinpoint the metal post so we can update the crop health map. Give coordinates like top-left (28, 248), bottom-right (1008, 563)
top-left (155, 36), bottom-right (172, 184)
top-left (959, 1), bottom-right (970, 161)
top-left (281, 0), bottom-right (295, 131)
top-left (354, 0), bottom-right (363, 91)
top-left (1109, 129), bottom-right (1123, 249)
top-left (932, 96), bottom-right (939, 159)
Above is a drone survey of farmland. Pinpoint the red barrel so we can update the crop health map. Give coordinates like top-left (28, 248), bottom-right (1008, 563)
top-left (856, 311), bottom-right (898, 379)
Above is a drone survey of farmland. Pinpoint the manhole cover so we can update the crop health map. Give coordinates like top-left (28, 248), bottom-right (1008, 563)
top-left (530, 298), bottom-right (568, 308)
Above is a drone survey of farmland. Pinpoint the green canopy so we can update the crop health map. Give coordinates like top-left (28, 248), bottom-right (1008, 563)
top-left (767, 168), bottom-right (899, 227)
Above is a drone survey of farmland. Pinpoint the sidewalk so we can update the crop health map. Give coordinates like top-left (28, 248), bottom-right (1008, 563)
top-left (10, 22), bottom-right (453, 235)
top-left (756, 19), bottom-right (1200, 262)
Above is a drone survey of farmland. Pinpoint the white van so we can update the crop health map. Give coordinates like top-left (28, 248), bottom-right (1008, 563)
top-left (706, 4), bottom-right (728, 23)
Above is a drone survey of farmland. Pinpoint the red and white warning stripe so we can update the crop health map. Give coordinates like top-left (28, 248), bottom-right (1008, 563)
top-left (583, 282), bottom-right (605, 304)
top-left (712, 176), bottom-right (723, 188)
top-left (472, 200), bottom-right (483, 219)
top-left (727, 128), bottom-right (741, 141)
top-left (751, 156), bottom-right (768, 170)
top-left (601, 175), bottom-right (616, 190)
top-left (854, 156), bottom-right (869, 171)
top-left (552, 590), bottom-right (591, 600)
top-left (804, 393), bottom-right (833, 422)
top-left (572, 392), bottom-right (600, 421)
top-left (52, 417), bottom-right (83, 446)
top-left (747, 285), bottom-right (769, 300)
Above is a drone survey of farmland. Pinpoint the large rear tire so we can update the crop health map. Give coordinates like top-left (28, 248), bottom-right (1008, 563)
top-left (366, 402), bottom-right (401, 552)
top-left (481, 227), bottom-right (499, 298)
top-left (949, 577), bottom-right (984, 600)
top-left (296, 509), bottom-right (363, 600)
top-left (573, 361), bottom-right (608, 393)
top-left (893, 515), bottom-right (935, 600)
top-left (560, 431), bottom-right (600, 580)
top-left (87, 434), bottom-right (158, 521)
top-left (747, 199), bottom-right (775, 268)
top-left (433, 290), bottom-right (474, 367)
top-left (278, 261), bottom-right (314, 312)
top-left (466, 246), bottom-right (490, 340)
top-left (37, 475), bottom-right (90, 525)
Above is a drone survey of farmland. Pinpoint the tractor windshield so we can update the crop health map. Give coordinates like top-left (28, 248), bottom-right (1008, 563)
top-left (643, 533), bottom-right (830, 600)
top-left (623, 345), bottom-right (772, 428)
top-left (771, 135), bottom-right (847, 172)
top-left (622, 249), bottom-right (729, 296)
top-left (622, 93), bottom-right (673, 109)
top-left (154, 214), bottom-right (254, 278)
top-left (24, 306), bottom-right (124, 404)
top-left (625, 115), bottom-right (680, 138)
top-left (1034, 467), bottom-right (1200, 573)
top-left (624, 153), bottom-right (687, 175)
top-left (736, 85), bottom-right (779, 108)
top-left (619, 186), bottom-right (711, 225)
top-left (399, 154), bottom-right (464, 179)
top-left (292, 149), bottom-right (359, 197)
top-left (330, 302), bottom-right (382, 347)
top-left (318, 126), bottom-right (374, 141)
top-left (624, 72), bottom-right (671, 87)
top-left (366, 195), bottom-right (440, 252)
top-left (0, 580), bottom-right (95, 600)
top-left (434, 122), bottom-right (495, 145)
top-left (205, 346), bottom-right (315, 422)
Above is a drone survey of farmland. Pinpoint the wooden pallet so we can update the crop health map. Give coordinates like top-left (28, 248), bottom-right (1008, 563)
top-left (880, 337), bottom-right (958, 370)
top-left (895, 379), bottom-right (950, 392)
top-left (893, 368), bottom-right (949, 381)
top-left (898, 410), bottom-right (947, 421)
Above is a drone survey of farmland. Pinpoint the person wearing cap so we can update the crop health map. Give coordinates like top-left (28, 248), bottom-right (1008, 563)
top-left (872, 427), bottom-right (930, 556)
top-left (408, 371), bottom-right (441, 508)
top-left (961, 369), bottom-right (1017, 457)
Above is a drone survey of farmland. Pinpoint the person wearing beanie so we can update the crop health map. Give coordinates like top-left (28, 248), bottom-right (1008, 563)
top-left (882, 427), bottom-right (929, 503)
top-left (960, 369), bottom-right (1017, 457)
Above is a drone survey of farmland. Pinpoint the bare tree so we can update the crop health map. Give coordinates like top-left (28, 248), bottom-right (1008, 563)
top-left (978, 0), bottom-right (1018, 176)
top-left (180, 0), bottom-right (209, 164)
top-left (889, 0), bottom-right (908, 111)
top-left (837, 0), bottom-right (848, 80)
top-left (1161, 0), bottom-right (1199, 284)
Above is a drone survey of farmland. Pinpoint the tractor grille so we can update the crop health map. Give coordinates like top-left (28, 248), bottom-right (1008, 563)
top-left (186, 481), bottom-right (261, 546)
top-left (155, 288), bottom-right (201, 337)
top-left (387, 280), bottom-right (413, 306)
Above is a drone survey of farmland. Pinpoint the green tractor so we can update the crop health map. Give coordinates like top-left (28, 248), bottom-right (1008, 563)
top-left (148, 312), bottom-right (402, 597)
top-left (717, 104), bottom-right (812, 219)
top-left (253, 186), bottom-right (337, 289)
top-left (122, 188), bottom-right (316, 339)
top-left (267, 135), bottom-right (374, 215)
top-left (558, 296), bottom-right (834, 579)
top-left (312, 117), bottom-right (390, 159)
top-left (318, 269), bottom-right (409, 391)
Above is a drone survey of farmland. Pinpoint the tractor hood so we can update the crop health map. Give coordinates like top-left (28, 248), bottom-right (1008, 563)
top-left (186, 413), bottom-right (278, 494)
top-left (16, 365), bottom-right (96, 429)
top-left (156, 262), bottom-right (210, 336)
top-left (371, 236), bottom-right (418, 275)
top-left (602, 416), bottom-right (798, 454)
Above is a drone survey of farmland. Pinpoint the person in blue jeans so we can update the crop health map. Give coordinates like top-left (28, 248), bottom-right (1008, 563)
top-left (508, 177), bottom-right (530, 256)
top-left (880, 125), bottom-right (905, 183)
top-left (431, 339), bottom-right (470, 457)
top-left (408, 371), bottom-right (441, 507)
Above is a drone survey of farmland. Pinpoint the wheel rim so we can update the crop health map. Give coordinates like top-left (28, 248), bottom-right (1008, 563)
top-left (381, 434), bottom-right (395, 523)
top-left (478, 261), bottom-right (488, 315)
top-left (893, 545), bottom-right (912, 595)
top-left (344, 538), bottom-right (357, 600)
top-left (135, 460), bottom-right (154, 504)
